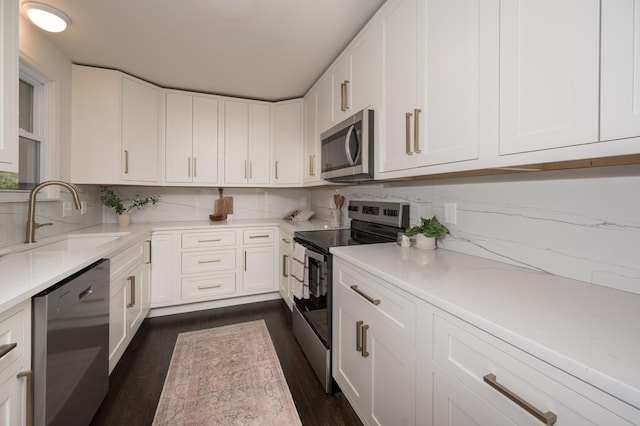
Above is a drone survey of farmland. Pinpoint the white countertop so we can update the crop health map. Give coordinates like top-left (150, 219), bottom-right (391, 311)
top-left (0, 218), bottom-right (327, 313)
top-left (331, 243), bottom-right (640, 410)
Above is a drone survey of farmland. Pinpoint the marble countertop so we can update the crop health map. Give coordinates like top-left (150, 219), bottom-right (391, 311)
top-left (0, 218), bottom-right (327, 313)
top-left (330, 243), bottom-right (640, 411)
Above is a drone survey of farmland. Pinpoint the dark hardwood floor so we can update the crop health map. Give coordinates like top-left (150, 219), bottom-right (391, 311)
top-left (90, 299), bottom-right (362, 426)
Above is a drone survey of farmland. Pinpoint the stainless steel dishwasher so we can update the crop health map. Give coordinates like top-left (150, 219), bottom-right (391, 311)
top-left (32, 259), bottom-right (110, 426)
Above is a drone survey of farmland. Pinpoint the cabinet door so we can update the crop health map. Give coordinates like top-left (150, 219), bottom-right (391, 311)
top-left (242, 246), bottom-right (275, 293)
top-left (150, 232), bottom-right (179, 307)
top-left (0, 0), bottom-right (18, 174)
top-left (381, 0), bottom-right (483, 173)
top-left (601, 0), bottom-right (640, 141)
top-left (316, 74), bottom-right (334, 135)
top-left (350, 22), bottom-right (382, 117)
top-left (224, 100), bottom-right (249, 184)
top-left (333, 297), bottom-right (370, 419)
top-left (165, 92), bottom-right (193, 183)
top-left (303, 90), bottom-right (321, 183)
top-left (126, 267), bottom-right (145, 336)
top-left (0, 366), bottom-right (25, 426)
top-left (332, 56), bottom-right (352, 123)
top-left (122, 77), bottom-right (160, 182)
top-left (369, 325), bottom-right (417, 426)
top-left (499, 0), bottom-right (599, 154)
top-left (109, 276), bottom-right (127, 373)
top-left (273, 100), bottom-right (302, 185)
top-left (192, 95), bottom-right (219, 184)
top-left (248, 103), bottom-right (271, 185)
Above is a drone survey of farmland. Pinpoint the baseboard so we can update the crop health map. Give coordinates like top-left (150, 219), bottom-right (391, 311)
top-left (147, 292), bottom-right (282, 318)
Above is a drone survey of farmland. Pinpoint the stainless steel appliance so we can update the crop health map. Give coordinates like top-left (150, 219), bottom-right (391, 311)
top-left (33, 259), bottom-right (110, 426)
top-left (293, 200), bottom-right (409, 392)
top-left (320, 108), bottom-right (374, 183)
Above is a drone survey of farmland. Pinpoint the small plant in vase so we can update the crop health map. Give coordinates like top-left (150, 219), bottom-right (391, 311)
top-left (404, 216), bottom-right (449, 249)
top-left (100, 187), bottom-right (160, 225)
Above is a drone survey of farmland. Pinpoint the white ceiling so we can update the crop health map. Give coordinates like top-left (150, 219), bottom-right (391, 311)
top-left (21, 0), bottom-right (386, 101)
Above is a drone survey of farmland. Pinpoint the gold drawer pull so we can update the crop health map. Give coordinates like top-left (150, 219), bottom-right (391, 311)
top-left (413, 108), bottom-right (422, 154)
top-left (198, 238), bottom-right (222, 243)
top-left (197, 284), bottom-right (222, 290)
top-left (249, 234), bottom-right (270, 239)
top-left (198, 259), bottom-right (221, 264)
top-left (405, 112), bottom-right (413, 155)
top-left (356, 320), bottom-right (363, 353)
top-left (127, 276), bottom-right (136, 308)
top-left (0, 343), bottom-right (17, 359)
top-left (350, 285), bottom-right (381, 305)
top-left (17, 370), bottom-right (33, 426)
top-left (483, 374), bottom-right (557, 425)
top-left (281, 238), bottom-right (292, 244)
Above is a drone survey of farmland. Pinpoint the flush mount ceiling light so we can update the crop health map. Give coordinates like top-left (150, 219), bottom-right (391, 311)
top-left (22, 2), bottom-right (71, 33)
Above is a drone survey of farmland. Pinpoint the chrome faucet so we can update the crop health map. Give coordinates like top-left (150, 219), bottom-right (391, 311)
top-left (25, 180), bottom-right (82, 244)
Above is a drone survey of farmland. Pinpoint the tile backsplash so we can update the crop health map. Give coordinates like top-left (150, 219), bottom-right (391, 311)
top-left (311, 165), bottom-right (640, 295)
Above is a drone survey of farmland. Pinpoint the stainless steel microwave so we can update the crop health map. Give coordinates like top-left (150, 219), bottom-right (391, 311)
top-left (320, 108), bottom-right (374, 183)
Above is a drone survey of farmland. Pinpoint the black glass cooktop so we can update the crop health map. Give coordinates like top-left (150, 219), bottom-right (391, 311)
top-left (294, 220), bottom-right (402, 254)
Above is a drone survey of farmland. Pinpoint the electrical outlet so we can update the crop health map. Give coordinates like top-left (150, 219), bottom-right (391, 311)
top-left (444, 203), bottom-right (457, 225)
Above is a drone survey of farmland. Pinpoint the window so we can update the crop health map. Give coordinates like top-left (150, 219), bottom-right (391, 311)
top-left (0, 65), bottom-right (47, 191)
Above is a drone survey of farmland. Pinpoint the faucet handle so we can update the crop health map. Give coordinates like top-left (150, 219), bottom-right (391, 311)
top-left (35, 222), bottom-right (53, 229)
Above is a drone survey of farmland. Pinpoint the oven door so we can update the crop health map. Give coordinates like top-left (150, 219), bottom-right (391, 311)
top-left (294, 248), bottom-right (329, 347)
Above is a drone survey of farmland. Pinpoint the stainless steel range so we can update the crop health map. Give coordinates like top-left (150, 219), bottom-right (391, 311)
top-left (292, 200), bottom-right (409, 393)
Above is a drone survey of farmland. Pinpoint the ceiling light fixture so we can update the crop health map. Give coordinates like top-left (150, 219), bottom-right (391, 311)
top-left (22, 2), bottom-right (71, 33)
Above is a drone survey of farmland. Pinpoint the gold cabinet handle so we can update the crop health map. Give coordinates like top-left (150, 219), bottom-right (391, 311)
top-left (282, 254), bottom-right (289, 277)
top-left (275, 160), bottom-right (279, 180)
top-left (483, 374), bottom-right (557, 425)
top-left (249, 160), bottom-right (253, 179)
top-left (309, 155), bottom-right (315, 176)
top-left (405, 112), bottom-right (413, 155)
top-left (198, 238), bottom-right (222, 243)
top-left (124, 150), bottom-right (129, 173)
top-left (244, 250), bottom-right (247, 271)
top-left (356, 320), bottom-right (363, 353)
top-left (414, 108), bottom-right (422, 154)
top-left (197, 258), bottom-right (221, 264)
top-left (17, 370), bottom-right (33, 426)
top-left (281, 238), bottom-right (292, 244)
top-left (249, 234), bottom-right (270, 239)
top-left (244, 160), bottom-right (248, 179)
top-left (341, 80), bottom-right (350, 111)
top-left (127, 276), bottom-right (136, 308)
top-left (350, 285), bottom-right (381, 305)
top-left (361, 324), bottom-right (370, 358)
top-left (193, 157), bottom-right (197, 177)
top-left (0, 343), bottom-right (17, 359)
top-left (197, 283), bottom-right (221, 290)
top-left (187, 157), bottom-right (191, 177)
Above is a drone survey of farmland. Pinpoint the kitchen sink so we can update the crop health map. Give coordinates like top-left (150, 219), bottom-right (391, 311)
top-left (32, 233), bottom-right (129, 251)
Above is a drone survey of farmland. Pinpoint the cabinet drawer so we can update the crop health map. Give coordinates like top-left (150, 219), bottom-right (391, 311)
top-left (243, 228), bottom-right (275, 245)
top-left (0, 303), bottom-right (27, 377)
top-left (181, 249), bottom-right (235, 274)
top-left (182, 230), bottom-right (236, 249)
top-left (110, 241), bottom-right (144, 278)
top-left (334, 258), bottom-right (416, 345)
top-left (279, 231), bottom-right (294, 250)
top-left (181, 273), bottom-right (236, 301)
top-left (433, 313), bottom-right (634, 425)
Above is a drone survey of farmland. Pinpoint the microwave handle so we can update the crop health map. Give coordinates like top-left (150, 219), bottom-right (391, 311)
top-left (345, 124), bottom-right (361, 166)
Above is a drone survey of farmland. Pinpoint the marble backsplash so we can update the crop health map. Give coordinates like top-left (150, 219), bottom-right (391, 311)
top-left (311, 165), bottom-right (640, 295)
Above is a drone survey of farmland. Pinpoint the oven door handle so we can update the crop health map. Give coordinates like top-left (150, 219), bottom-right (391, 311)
top-left (304, 247), bottom-right (326, 263)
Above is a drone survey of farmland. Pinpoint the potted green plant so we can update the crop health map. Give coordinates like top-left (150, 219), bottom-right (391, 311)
top-left (404, 215), bottom-right (449, 249)
top-left (100, 187), bottom-right (160, 225)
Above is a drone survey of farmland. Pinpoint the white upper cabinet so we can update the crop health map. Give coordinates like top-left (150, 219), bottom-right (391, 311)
top-left (272, 99), bottom-right (303, 186)
top-left (121, 77), bottom-right (161, 182)
top-left (499, 0), bottom-right (600, 155)
top-left (165, 91), bottom-right (220, 184)
top-left (303, 90), bottom-right (322, 184)
top-left (71, 65), bottom-right (161, 185)
top-left (379, 0), bottom-right (485, 174)
top-left (0, 0), bottom-right (18, 174)
top-left (223, 100), bottom-right (271, 185)
top-left (601, 0), bottom-right (640, 141)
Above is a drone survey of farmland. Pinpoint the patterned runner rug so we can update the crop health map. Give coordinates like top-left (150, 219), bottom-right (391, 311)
top-left (153, 320), bottom-right (301, 425)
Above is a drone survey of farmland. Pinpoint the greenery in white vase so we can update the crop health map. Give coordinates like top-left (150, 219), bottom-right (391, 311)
top-left (100, 187), bottom-right (160, 215)
top-left (404, 215), bottom-right (449, 241)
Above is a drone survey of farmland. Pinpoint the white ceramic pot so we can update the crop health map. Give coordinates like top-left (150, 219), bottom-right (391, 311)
top-left (415, 234), bottom-right (436, 250)
top-left (117, 212), bottom-right (131, 226)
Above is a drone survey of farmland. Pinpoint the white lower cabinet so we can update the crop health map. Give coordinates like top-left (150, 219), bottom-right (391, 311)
top-left (332, 258), bottom-right (418, 426)
top-left (0, 300), bottom-right (31, 426)
top-left (278, 230), bottom-right (294, 310)
top-left (334, 256), bottom-right (640, 426)
top-left (109, 240), bottom-right (151, 373)
top-left (151, 227), bottom-right (277, 309)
